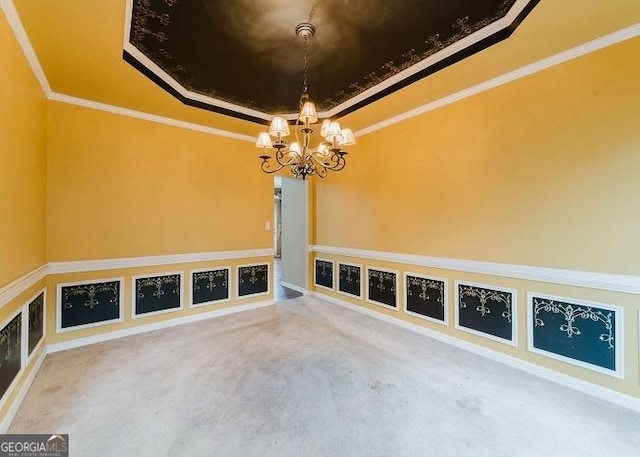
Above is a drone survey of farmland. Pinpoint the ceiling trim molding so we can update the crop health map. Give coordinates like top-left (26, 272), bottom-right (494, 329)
top-left (324, 0), bottom-right (537, 119)
top-left (121, 0), bottom-right (539, 122)
top-left (48, 93), bottom-right (256, 143)
top-left (122, 51), bottom-right (272, 125)
top-left (3, 0), bottom-right (638, 145)
top-left (1, 0), bottom-right (255, 142)
top-left (355, 23), bottom-right (640, 138)
top-left (0, 0), bottom-right (52, 96)
top-left (122, 0), bottom-right (272, 124)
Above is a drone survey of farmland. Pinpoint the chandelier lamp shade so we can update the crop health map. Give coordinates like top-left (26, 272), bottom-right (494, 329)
top-left (256, 23), bottom-right (356, 179)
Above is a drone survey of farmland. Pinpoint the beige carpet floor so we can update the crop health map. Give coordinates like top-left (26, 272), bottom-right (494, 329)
top-left (10, 296), bottom-right (640, 456)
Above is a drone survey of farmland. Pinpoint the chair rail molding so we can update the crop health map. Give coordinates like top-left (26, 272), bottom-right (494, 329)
top-left (309, 245), bottom-right (640, 295)
top-left (48, 248), bottom-right (274, 274)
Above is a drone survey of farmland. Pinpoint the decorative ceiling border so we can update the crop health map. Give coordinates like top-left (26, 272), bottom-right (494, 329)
top-left (327, 0), bottom-right (538, 119)
top-left (1, 0), bottom-right (639, 145)
top-left (121, 0), bottom-right (539, 122)
top-left (355, 23), bottom-right (640, 138)
top-left (122, 0), bottom-right (271, 124)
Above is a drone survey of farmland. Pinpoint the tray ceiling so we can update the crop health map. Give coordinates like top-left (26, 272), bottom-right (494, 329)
top-left (124, 0), bottom-right (539, 123)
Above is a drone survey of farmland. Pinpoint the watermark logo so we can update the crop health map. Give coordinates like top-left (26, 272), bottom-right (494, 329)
top-left (0, 434), bottom-right (68, 457)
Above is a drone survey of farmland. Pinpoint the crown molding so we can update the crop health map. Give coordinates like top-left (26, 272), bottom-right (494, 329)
top-left (310, 245), bottom-right (640, 295)
top-left (0, 0), bottom-right (51, 95)
top-left (2, 1), bottom-right (639, 144)
top-left (354, 23), bottom-right (640, 137)
top-left (48, 93), bottom-right (256, 143)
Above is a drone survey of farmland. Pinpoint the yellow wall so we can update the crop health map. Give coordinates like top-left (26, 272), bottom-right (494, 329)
top-left (319, 38), bottom-right (640, 276)
top-left (0, 5), bottom-right (48, 424)
top-left (313, 38), bottom-right (640, 398)
top-left (2, 0), bottom-right (640, 423)
top-left (43, 101), bottom-right (276, 344)
top-left (46, 102), bottom-right (273, 261)
top-left (0, 7), bottom-right (47, 286)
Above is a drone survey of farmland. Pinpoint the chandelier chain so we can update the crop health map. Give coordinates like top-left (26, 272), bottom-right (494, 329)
top-left (302, 36), bottom-right (309, 103)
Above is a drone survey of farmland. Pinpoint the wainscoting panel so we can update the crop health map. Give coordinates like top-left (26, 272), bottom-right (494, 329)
top-left (27, 291), bottom-right (45, 357)
top-left (528, 293), bottom-right (623, 378)
top-left (366, 267), bottom-right (398, 310)
top-left (57, 279), bottom-right (124, 332)
top-left (338, 263), bottom-right (362, 299)
top-left (404, 273), bottom-right (448, 325)
top-left (314, 259), bottom-right (335, 291)
top-left (190, 267), bottom-right (231, 307)
top-left (237, 264), bottom-right (269, 298)
top-left (46, 251), bottom-right (272, 347)
top-left (455, 282), bottom-right (516, 345)
top-left (309, 246), bottom-right (640, 407)
top-left (0, 311), bottom-right (22, 403)
top-left (132, 273), bottom-right (183, 318)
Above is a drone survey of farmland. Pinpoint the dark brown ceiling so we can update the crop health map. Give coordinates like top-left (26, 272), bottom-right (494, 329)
top-left (124, 0), bottom-right (539, 123)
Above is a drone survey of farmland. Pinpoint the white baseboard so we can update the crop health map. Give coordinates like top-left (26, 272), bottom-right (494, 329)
top-left (48, 300), bottom-right (274, 353)
top-left (313, 291), bottom-right (640, 413)
top-left (0, 348), bottom-right (47, 433)
top-left (280, 281), bottom-right (310, 295)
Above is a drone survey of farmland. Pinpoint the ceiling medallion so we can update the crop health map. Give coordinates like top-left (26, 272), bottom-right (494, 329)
top-left (255, 23), bottom-right (355, 180)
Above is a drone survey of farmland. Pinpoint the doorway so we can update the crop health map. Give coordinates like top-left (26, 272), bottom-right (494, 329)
top-left (273, 176), bottom-right (307, 301)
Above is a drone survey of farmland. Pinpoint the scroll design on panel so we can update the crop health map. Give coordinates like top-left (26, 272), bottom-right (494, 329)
top-left (192, 269), bottom-right (230, 305)
top-left (456, 283), bottom-right (514, 343)
top-left (0, 314), bottom-right (22, 399)
top-left (60, 281), bottom-right (121, 330)
top-left (238, 264), bottom-right (269, 297)
top-left (28, 292), bottom-right (45, 355)
top-left (530, 295), bottom-right (619, 373)
top-left (367, 269), bottom-right (397, 308)
top-left (534, 299), bottom-right (613, 348)
top-left (406, 276), bottom-right (445, 322)
top-left (135, 274), bottom-right (181, 316)
top-left (338, 264), bottom-right (361, 298)
top-left (315, 259), bottom-right (334, 290)
top-left (459, 285), bottom-right (512, 323)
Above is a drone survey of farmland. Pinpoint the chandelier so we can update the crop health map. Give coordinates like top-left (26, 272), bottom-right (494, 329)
top-left (256, 23), bottom-right (356, 179)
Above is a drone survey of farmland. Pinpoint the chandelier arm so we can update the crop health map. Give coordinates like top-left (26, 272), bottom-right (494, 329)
top-left (260, 158), bottom-right (286, 174)
top-left (316, 150), bottom-right (341, 169)
top-left (308, 151), bottom-right (329, 169)
top-left (306, 152), bottom-right (333, 178)
top-left (326, 152), bottom-right (347, 171)
top-left (315, 162), bottom-right (328, 178)
top-left (273, 147), bottom-right (294, 167)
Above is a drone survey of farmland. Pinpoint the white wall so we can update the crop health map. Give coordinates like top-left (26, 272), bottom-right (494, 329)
top-left (280, 178), bottom-right (308, 290)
